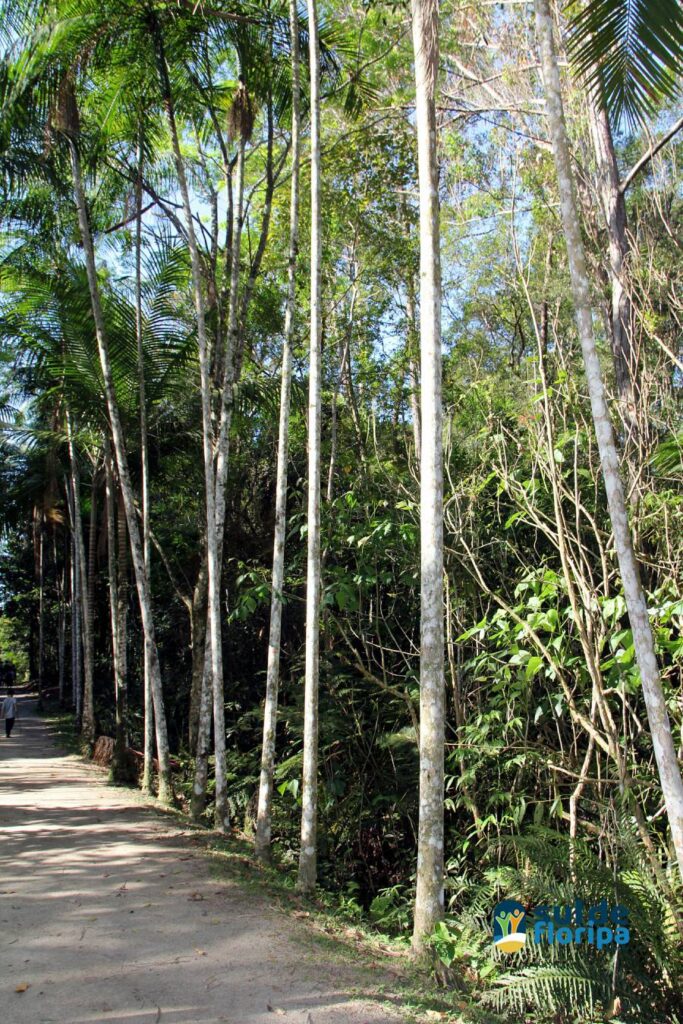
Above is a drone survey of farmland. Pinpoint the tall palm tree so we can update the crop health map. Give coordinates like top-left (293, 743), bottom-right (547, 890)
top-left (255, 0), bottom-right (301, 864)
top-left (152, 16), bottom-right (230, 829)
top-left (297, 0), bottom-right (323, 895)
top-left (535, 0), bottom-right (683, 884)
top-left (65, 412), bottom-right (94, 741)
top-left (2, 0), bottom-right (178, 800)
top-left (133, 130), bottom-right (155, 795)
top-left (62, 89), bottom-right (174, 804)
top-left (410, 0), bottom-right (445, 953)
top-left (147, 4), bottom-right (288, 829)
top-left (103, 433), bottom-right (126, 779)
top-left (66, 474), bottom-right (82, 718)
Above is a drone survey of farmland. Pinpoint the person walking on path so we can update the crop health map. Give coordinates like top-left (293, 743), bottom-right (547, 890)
top-left (1, 688), bottom-right (18, 738)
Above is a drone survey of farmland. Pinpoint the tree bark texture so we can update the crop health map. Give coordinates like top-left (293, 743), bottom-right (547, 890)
top-left (535, 0), bottom-right (683, 885)
top-left (134, 135), bottom-right (155, 795)
top-left (68, 482), bottom-right (82, 720)
top-left (587, 101), bottom-right (639, 435)
top-left (297, 0), bottom-right (323, 895)
top-left (67, 137), bottom-right (173, 804)
top-left (155, 28), bottom-right (229, 828)
top-left (255, 0), bottom-right (301, 864)
top-left (66, 417), bottom-right (93, 740)
top-left (104, 439), bottom-right (126, 779)
top-left (411, 0), bottom-right (446, 953)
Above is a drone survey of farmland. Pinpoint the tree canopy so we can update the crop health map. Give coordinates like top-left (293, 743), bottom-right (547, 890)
top-left (1, 0), bottom-right (682, 1019)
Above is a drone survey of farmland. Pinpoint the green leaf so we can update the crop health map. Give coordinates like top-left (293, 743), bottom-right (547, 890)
top-left (505, 510), bottom-right (524, 528)
top-left (615, 644), bottom-right (635, 665)
top-left (567, 0), bottom-right (683, 124)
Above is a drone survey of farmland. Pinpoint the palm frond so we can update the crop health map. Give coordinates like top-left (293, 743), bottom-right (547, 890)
top-left (567, 0), bottom-right (683, 124)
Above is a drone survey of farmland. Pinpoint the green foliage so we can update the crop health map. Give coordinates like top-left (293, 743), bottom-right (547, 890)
top-left (431, 829), bottom-right (682, 1023)
top-left (0, 614), bottom-right (29, 680)
top-left (0, 3), bottom-right (682, 1022)
top-left (368, 883), bottom-right (412, 933)
top-left (568, 0), bottom-right (683, 123)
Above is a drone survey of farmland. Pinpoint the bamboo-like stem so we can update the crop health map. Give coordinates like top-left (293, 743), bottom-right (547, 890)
top-left (297, 0), bottom-right (323, 895)
top-left (255, 0), bottom-right (301, 864)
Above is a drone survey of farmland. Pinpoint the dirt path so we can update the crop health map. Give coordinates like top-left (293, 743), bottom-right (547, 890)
top-left (0, 694), bottom-right (408, 1024)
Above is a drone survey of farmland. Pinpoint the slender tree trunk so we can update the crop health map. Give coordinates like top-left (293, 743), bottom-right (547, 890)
top-left (105, 438), bottom-right (127, 780)
top-left (66, 416), bottom-right (93, 740)
top-left (37, 523), bottom-right (45, 709)
top-left (83, 467), bottom-right (98, 742)
top-left (56, 537), bottom-right (66, 706)
top-left (116, 489), bottom-right (129, 747)
top-left (188, 554), bottom-right (208, 751)
top-left (406, 274), bottom-right (422, 459)
top-left (339, 265), bottom-right (366, 462)
top-left (190, 646), bottom-right (212, 822)
top-left (209, 138), bottom-right (246, 832)
top-left (535, 0), bottom-right (683, 884)
top-left (104, 444), bottom-right (119, 727)
top-left (155, 25), bottom-right (229, 829)
top-left (213, 135), bottom-right (244, 561)
top-left (255, 0), bottom-right (301, 864)
top-left (326, 354), bottom-right (338, 504)
top-left (76, 477), bottom-right (91, 737)
top-left (187, 142), bottom-right (245, 827)
top-left (411, 0), bottom-right (445, 953)
top-left (207, 81), bottom-right (280, 826)
top-left (134, 132), bottom-right (155, 795)
top-left (66, 135), bottom-right (173, 804)
top-left (238, 97), bottom-right (275, 330)
top-left (587, 102), bottom-right (640, 435)
top-left (204, 78), bottom-right (277, 826)
top-left (68, 483), bottom-right (82, 719)
top-left (401, 200), bottom-right (422, 458)
top-left (297, 0), bottom-right (323, 895)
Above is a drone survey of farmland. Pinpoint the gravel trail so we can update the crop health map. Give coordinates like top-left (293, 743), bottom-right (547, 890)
top-left (0, 693), bottom-right (407, 1024)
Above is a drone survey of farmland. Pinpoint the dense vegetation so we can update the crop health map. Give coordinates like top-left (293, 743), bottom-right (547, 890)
top-left (1, 1), bottom-right (682, 1020)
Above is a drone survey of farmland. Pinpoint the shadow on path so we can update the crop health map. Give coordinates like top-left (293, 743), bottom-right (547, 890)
top-left (0, 693), bottom-right (405, 1024)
